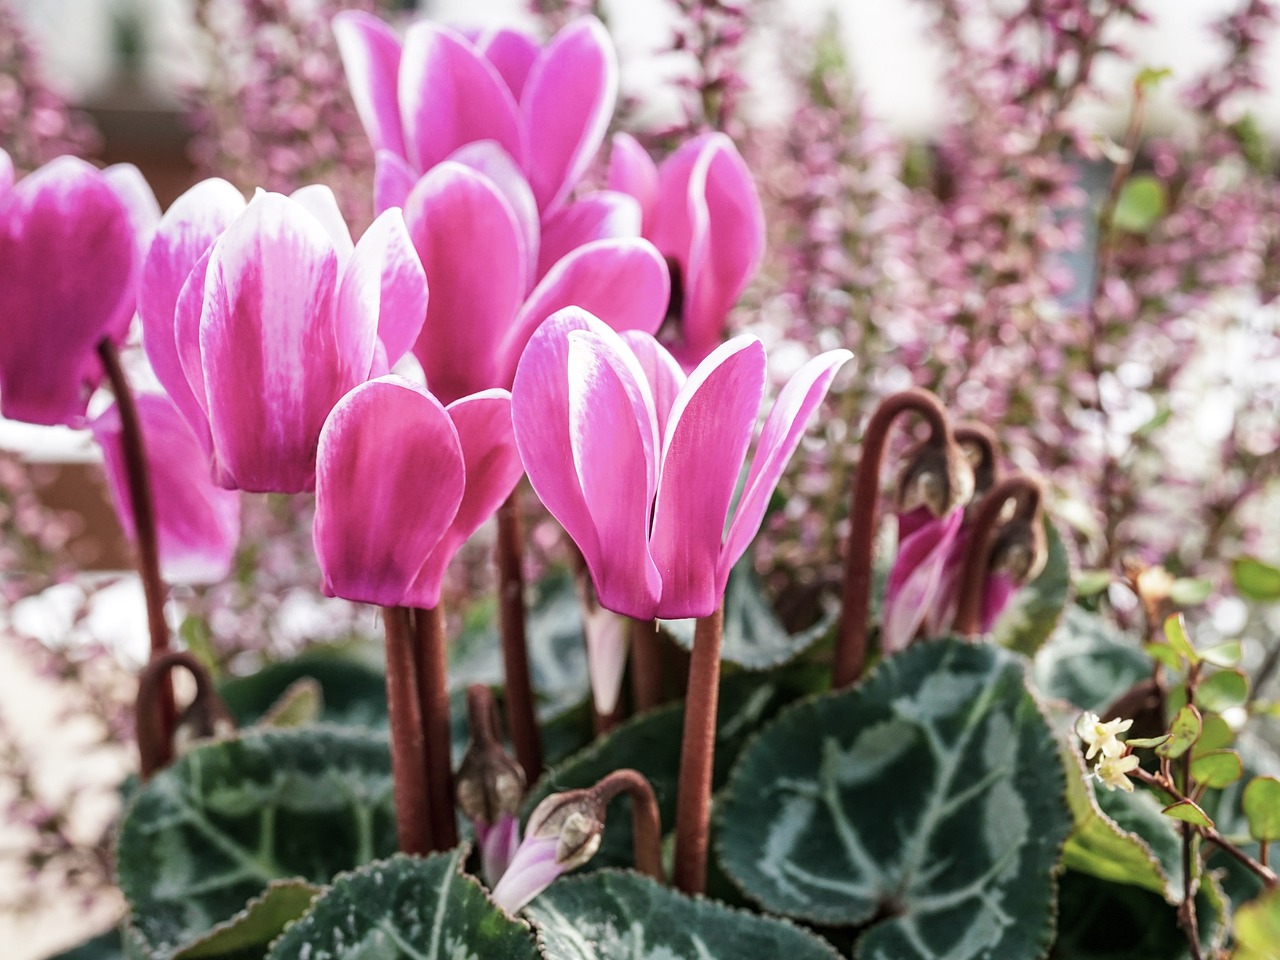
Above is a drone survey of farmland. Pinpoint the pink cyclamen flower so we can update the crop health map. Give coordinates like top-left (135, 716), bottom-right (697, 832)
top-left (401, 161), bottom-right (668, 404)
top-left (513, 308), bottom-right (851, 620)
top-left (880, 506), bottom-right (966, 653)
top-left (91, 393), bottom-right (241, 585)
top-left (608, 132), bottom-right (765, 367)
top-left (141, 182), bottom-right (427, 493)
top-left (0, 149), bottom-right (158, 425)
top-left (313, 376), bottom-right (523, 609)
top-left (477, 812), bottom-right (521, 887)
top-left (335, 12), bottom-right (615, 213)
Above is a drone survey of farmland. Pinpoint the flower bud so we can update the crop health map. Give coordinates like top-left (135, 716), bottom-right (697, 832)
top-left (896, 439), bottom-right (975, 519)
top-left (989, 515), bottom-right (1047, 584)
top-left (525, 789), bottom-right (605, 870)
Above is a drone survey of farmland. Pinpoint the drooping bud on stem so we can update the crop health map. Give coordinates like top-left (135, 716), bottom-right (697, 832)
top-left (136, 651), bottom-right (236, 780)
top-left (953, 422), bottom-right (999, 503)
top-left (457, 684), bottom-right (526, 885)
top-left (490, 768), bottom-right (662, 914)
top-left (953, 475), bottom-right (1046, 637)
top-left (835, 388), bottom-right (969, 687)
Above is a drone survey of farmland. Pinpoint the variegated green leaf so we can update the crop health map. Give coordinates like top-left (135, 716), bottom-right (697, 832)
top-left (716, 640), bottom-right (1071, 960)
top-left (1031, 607), bottom-right (1150, 713)
top-left (265, 851), bottom-right (537, 960)
top-left (219, 650), bottom-right (387, 729)
top-left (117, 727), bottom-right (396, 959)
top-left (527, 870), bottom-right (841, 959)
top-left (45, 930), bottom-right (124, 960)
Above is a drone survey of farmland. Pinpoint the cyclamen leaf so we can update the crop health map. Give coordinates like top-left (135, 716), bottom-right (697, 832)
top-left (527, 870), bottom-right (841, 959)
top-left (173, 880), bottom-right (320, 959)
top-left (265, 851), bottom-right (539, 960)
top-left (716, 640), bottom-right (1071, 960)
top-left (1031, 606), bottom-right (1150, 714)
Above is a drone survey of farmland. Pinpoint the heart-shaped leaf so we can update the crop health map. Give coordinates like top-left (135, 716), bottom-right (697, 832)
top-left (527, 869), bottom-right (841, 959)
top-left (219, 649), bottom-right (388, 729)
top-left (1031, 607), bottom-right (1150, 713)
top-left (265, 850), bottom-right (538, 960)
top-left (117, 726), bottom-right (396, 959)
top-left (716, 640), bottom-right (1071, 960)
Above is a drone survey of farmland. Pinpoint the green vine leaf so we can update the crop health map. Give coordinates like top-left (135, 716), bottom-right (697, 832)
top-left (1231, 556), bottom-right (1280, 601)
top-left (265, 850), bottom-right (538, 960)
top-left (1190, 751), bottom-right (1244, 791)
top-left (1031, 607), bottom-right (1150, 713)
top-left (1156, 705), bottom-right (1202, 760)
top-left (117, 726), bottom-right (396, 959)
top-left (716, 640), bottom-right (1071, 960)
top-left (1195, 670), bottom-right (1249, 713)
top-left (527, 869), bottom-right (841, 959)
top-left (1161, 799), bottom-right (1214, 829)
top-left (992, 518), bottom-right (1071, 656)
top-left (1242, 776), bottom-right (1280, 842)
top-left (1232, 887), bottom-right (1280, 960)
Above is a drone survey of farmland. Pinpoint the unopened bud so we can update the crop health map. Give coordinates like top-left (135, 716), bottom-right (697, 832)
top-left (896, 440), bottom-right (975, 518)
top-left (457, 684), bottom-right (526, 826)
top-left (989, 517), bottom-right (1047, 584)
top-left (526, 789), bottom-right (604, 870)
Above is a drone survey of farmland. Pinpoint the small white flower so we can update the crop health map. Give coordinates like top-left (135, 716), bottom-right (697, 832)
top-left (1076, 711), bottom-right (1134, 761)
top-left (1096, 753), bottom-right (1141, 793)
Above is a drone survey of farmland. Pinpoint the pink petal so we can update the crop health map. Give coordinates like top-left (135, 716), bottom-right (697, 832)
top-left (0, 157), bottom-right (134, 425)
top-left (511, 309), bottom-right (660, 618)
top-left (501, 238), bottom-right (668, 386)
top-left (446, 140), bottom-right (539, 284)
top-left (536, 189), bottom-right (642, 281)
top-left (648, 336), bottom-right (766, 620)
top-left (174, 249), bottom-right (213, 432)
top-left (333, 11), bottom-right (407, 160)
top-left (103, 162), bottom-right (160, 263)
top-left (520, 17), bottom-right (617, 211)
top-left (718, 349), bottom-right (852, 588)
top-left (490, 835), bottom-right (562, 914)
top-left (406, 389), bottom-right (523, 609)
top-left (606, 133), bottom-right (657, 223)
top-left (981, 571), bottom-right (1019, 633)
top-left (141, 178), bottom-right (245, 448)
top-left (336, 207), bottom-right (428, 378)
top-left (881, 508), bottom-right (965, 653)
top-left (314, 376), bottom-right (464, 606)
top-left (584, 605), bottom-right (629, 717)
top-left (200, 193), bottom-right (360, 492)
top-left (618, 330), bottom-right (685, 446)
top-left (92, 393), bottom-right (240, 585)
top-left (374, 149), bottom-right (417, 215)
top-left (0, 149), bottom-right (13, 194)
top-left (477, 28), bottom-right (539, 101)
top-left (404, 162), bottom-right (525, 404)
top-left (290, 184), bottom-right (354, 263)
top-left (478, 811), bottom-right (522, 887)
top-left (399, 22), bottom-right (524, 174)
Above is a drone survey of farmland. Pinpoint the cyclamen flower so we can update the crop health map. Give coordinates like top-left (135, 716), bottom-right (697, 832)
top-left (91, 393), bottom-right (240, 585)
top-left (140, 181), bottom-right (427, 493)
top-left (335, 12), bottom-right (615, 214)
top-left (512, 308), bottom-right (851, 620)
top-left (608, 132), bottom-right (765, 367)
top-left (880, 506), bottom-right (967, 654)
top-left (0, 150), bottom-right (157, 425)
top-left (312, 377), bottom-right (523, 609)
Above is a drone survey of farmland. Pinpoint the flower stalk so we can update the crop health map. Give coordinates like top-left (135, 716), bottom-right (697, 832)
top-left (496, 488), bottom-right (543, 781)
top-left (136, 651), bottom-right (235, 779)
top-left (413, 605), bottom-right (458, 850)
top-left (382, 605), bottom-right (434, 855)
top-left (630, 618), bottom-right (665, 713)
top-left (953, 475), bottom-right (1044, 637)
top-left (673, 605), bottom-right (724, 895)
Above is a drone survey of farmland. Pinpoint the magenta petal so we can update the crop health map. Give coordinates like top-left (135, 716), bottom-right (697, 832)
top-left (520, 17), bottom-right (617, 211)
top-left (174, 249), bottom-right (213, 435)
top-left (718, 349), bottom-right (852, 588)
top-left (897, 505), bottom-right (936, 542)
top-left (405, 163), bottom-right (526, 403)
top-left (477, 28), bottom-right (539, 101)
top-left (103, 162), bottom-right (160, 263)
top-left (882, 508), bottom-right (966, 653)
top-left (399, 22), bottom-right (524, 173)
top-left (980, 571), bottom-right (1019, 633)
top-left (337, 207), bottom-right (428, 378)
top-left (502, 238), bottom-right (668, 386)
top-left (141, 178), bottom-right (245, 445)
top-left (649, 336), bottom-right (766, 619)
top-left (406, 389), bottom-right (523, 609)
top-left (200, 193), bottom-right (356, 492)
top-left (490, 835), bottom-right (562, 914)
top-left (619, 330), bottom-right (685, 446)
top-left (0, 157), bottom-right (134, 425)
top-left (314, 376), bottom-right (464, 606)
top-left (290, 184), bottom-right (355, 263)
top-left (374, 149), bottom-right (417, 215)
top-left (607, 133), bottom-right (657, 223)
top-left (333, 11), bottom-right (407, 160)
top-left (92, 393), bottom-right (240, 585)
top-left (536, 189), bottom-right (642, 281)
top-left (446, 140), bottom-right (540, 284)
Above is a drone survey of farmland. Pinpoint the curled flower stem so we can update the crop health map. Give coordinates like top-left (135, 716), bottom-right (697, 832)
top-left (497, 488), bottom-right (543, 780)
top-left (593, 769), bottom-right (664, 882)
top-left (413, 604), bottom-right (458, 849)
top-left (136, 651), bottom-right (235, 779)
top-left (630, 618), bottom-right (664, 713)
top-left (953, 475), bottom-right (1043, 637)
top-left (953, 422), bottom-right (1000, 497)
top-left (835, 389), bottom-right (953, 687)
top-left (382, 605), bottom-right (434, 855)
top-left (673, 605), bottom-right (724, 894)
top-left (99, 340), bottom-right (176, 766)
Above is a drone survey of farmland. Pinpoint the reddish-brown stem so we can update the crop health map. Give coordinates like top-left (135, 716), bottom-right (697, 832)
top-left (99, 341), bottom-right (176, 758)
top-left (673, 606), bottom-right (724, 894)
top-left (383, 606), bottom-right (434, 855)
top-left (594, 769), bottom-right (664, 882)
top-left (630, 618), bottom-right (664, 712)
top-left (953, 475), bottom-right (1042, 637)
top-left (496, 488), bottom-right (543, 781)
top-left (835, 389), bottom-right (953, 687)
top-left (413, 605), bottom-right (457, 850)
top-left (136, 651), bottom-right (234, 779)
